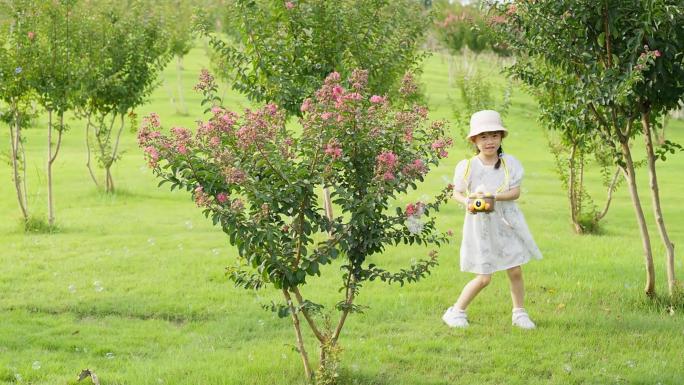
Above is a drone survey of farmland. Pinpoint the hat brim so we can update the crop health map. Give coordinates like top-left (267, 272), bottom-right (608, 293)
top-left (467, 125), bottom-right (508, 141)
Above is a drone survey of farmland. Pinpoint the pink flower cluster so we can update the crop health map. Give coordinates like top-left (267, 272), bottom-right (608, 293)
top-left (370, 95), bottom-right (386, 104)
top-left (405, 201), bottom-right (425, 217)
top-left (324, 139), bottom-right (343, 160)
top-left (223, 166), bottom-right (246, 184)
top-left (376, 151), bottom-right (399, 181)
top-left (399, 73), bottom-right (418, 97)
top-left (402, 159), bottom-right (427, 178)
top-left (431, 137), bottom-right (453, 158)
top-left (194, 69), bottom-right (216, 92)
top-left (27, 31), bottom-right (35, 40)
top-left (171, 127), bottom-right (192, 154)
top-left (285, 1), bottom-right (295, 9)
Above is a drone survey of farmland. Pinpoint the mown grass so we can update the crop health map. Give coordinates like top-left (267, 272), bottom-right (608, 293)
top-left (1, 43), bottom-right (683, 385)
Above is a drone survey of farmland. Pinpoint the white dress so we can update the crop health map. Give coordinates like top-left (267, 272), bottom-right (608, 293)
top-left (453, 154), bottom-right (542, 274)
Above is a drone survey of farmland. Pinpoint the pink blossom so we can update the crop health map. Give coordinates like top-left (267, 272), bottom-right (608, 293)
top-left (194, 186), bottom-right (211, 207)
top-left (27, 31), bottom-right (35, 40)
top-left (399, 73), bottom-right (418, 96)
top-left (332, 86), bottom-right (344, 98)
top-left (209, 136), bottom-right (221, 147)
top-left (217, 192), bottom-right (228, 203)
top-left (324, 139), bottom-right (343, 159)
top-left (383, 171), bottom-right (395, 181)
top-left (265, 103), bottom-right (278, 115)
top-left (405, 203), bottom-right (417, 216)
top-left (177, 144), bottom-right (188, 155)
top-left (326, 71), bottom-right (341, 83)
top-left (300, 98), bottom-right (312, 112)
top-left (654, 50), bottom-right (662, 57)
top-left (211, 106), bottom-right (223, 115)
top-left (403, 129), bottom-right (414, 143)
top-left (194, 69), bottom-right (216, 92)
top-left (224, 167), bottom-right (246, 184)
top-left (376, 151), bottom-right (399, 170)
top-left (230, 198), bottom-right (244, 211)
top-left (285, 1), bottom-right (295, 9)
top-left (403, 159), bottom-right (427, 176)
top-left (506, 4), bottom-right (517, 16)
top-left (143, 113), bottom-right (161, 128)
top-left (370, 95), bottom-right (385, 104)
top-left (143, 146), bottom-right (160, 167)
top-left (321, 112), bottom-right (333, 120)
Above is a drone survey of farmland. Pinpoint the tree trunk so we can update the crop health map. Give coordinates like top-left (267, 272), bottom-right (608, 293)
top-left (47, 111), bottom-right (65, 227)
top-left (641, 110), bottom-right (677, 296)
top-left (568, 144), bottom-right (581, 233)
top-left (323, 187), bottom-right (333, 221)
top-left (9, 105), bottom-right (28, 221)
top-left (47, 109), bottom-right (55, 227)
top-left (619, 137), bottom-right (656, 297)
top-left (85, 114), bottom-right (100, 188)
top-left (283, 289), bottom-right (313, 381)
top-left (105, 114), bottom-right (126, 193)
top-left (596, 167), bottom-right (620, 221)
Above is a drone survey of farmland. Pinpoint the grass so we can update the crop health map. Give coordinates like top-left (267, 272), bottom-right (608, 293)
top-left (1, 44), bottom-right (684, 385)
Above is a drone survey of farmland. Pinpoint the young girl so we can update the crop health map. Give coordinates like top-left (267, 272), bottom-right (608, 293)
top-left (442, 110), bottom-right (542, 329)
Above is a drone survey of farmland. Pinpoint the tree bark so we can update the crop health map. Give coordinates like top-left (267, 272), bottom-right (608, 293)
top-left (596, 167), bottom-right (620, 221)
top-left (9, 105), bottom-right (28, 221)
top-left (619, 137), bottom-right (656, 296)
top-left (641, 110), bottom-right (677, 296)
top-left (283, 288), bottom-right (313, 381)
top-left (47, 109), bottom-right (55, 227)
top-left (568, 144), bottom-right (581, 233)
top-left (85, 114), bottom-right (100, 188)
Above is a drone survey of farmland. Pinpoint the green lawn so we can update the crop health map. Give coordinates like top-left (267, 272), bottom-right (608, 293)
top-left (1, 45), bottom-right (683, 385)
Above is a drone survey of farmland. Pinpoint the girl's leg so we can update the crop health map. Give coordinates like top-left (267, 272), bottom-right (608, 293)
top-left (506, 265), bottom-right (525, 309)
top-left (507, 265), bottom-right (536, 329)
top-left (454, 274), bottom-right (492, 310)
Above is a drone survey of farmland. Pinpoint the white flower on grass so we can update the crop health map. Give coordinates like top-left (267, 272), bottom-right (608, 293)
top-left (93, 281), bottom-right (104, 292)
top-left (68, 284), bottom-right (77, 293)
top-left (105, 352), bottom-right (114, 359)
top-left (32, 361), bottom-right (41, 370)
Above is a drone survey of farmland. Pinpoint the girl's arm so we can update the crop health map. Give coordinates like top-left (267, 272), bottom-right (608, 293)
top-left (495, 186), bottom-right (520, 201)
top-left (452, 189), bottom-right (469, 205)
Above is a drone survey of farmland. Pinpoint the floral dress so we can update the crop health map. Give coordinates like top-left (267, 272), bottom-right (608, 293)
top-left (452, 154), bottom-right (542, 274)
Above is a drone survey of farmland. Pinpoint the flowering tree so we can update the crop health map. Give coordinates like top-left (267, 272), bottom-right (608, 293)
top-left (138, 70), bottom-right (452, 382)
top-left (492, 0), bottom-right (684, 297)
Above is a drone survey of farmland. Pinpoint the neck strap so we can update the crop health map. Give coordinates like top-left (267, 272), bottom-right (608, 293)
top-left (463, 156), bottom-right (509, 196)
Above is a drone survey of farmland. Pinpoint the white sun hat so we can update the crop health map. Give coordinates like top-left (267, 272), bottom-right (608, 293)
top-left (467, 110), bottom-right (508, 141)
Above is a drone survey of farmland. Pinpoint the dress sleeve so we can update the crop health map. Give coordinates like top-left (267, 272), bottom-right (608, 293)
top-left (507, 155), bottom-right (524, 188)
top-left (452, 159), bottom-right (469, 193)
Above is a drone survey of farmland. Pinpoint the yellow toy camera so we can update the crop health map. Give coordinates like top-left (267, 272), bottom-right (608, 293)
top-left (467, 194), bottom-right (495, 214)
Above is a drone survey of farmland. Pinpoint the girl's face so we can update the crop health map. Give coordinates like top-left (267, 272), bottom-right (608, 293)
top-left (472, 131), bottom-right (502, 156)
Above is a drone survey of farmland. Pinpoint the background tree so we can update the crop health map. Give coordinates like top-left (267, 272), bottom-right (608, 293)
top-left (76, 0), bottom-right (170, 193)
top-left (139, 70), bottom-right (453, 383)
top-left (491, 0), bottom-right (684, 297)
top-left (199, 0), bottom-right (430, 117)
top-left (29, 0), bottom-right (83, 228)
top-left (159, 0), bottom-right (195, 115)
top-left (0, 0), bottom-right (41, 227)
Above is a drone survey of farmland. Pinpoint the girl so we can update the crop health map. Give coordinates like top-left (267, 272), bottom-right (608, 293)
top-left (442, 110), bottom-right (542, 329)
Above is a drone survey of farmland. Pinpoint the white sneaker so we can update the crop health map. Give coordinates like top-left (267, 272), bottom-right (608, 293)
top-left (512, 308), bottom-right (536, 329)
top-left (442, 306), bottom-right (469, 328)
